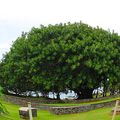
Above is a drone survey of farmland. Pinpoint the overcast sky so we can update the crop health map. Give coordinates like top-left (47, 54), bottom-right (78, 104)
top-left (1, 0), bottom-right (120, 59)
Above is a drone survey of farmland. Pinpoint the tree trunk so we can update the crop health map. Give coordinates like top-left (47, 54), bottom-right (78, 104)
top-left (96, 89), bottom-right (99, 98)
top-left (75, 89), bottom-right (93, 99)
top-left (56, 92), bottom-right (60, 100)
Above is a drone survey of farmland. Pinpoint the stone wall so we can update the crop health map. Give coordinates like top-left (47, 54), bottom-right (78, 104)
top-left (3, 95), bottom-right (64, 105)
top-left (50, 100), bottom-right (116, 115)
top-left (64, 94), bottom-right (119, 103)
top-left (4, 94), bottom-right (119, 105)
top-left (3, 94), bottom-right (118, 113)
top-left (3, 95), bottom-right (60, 109)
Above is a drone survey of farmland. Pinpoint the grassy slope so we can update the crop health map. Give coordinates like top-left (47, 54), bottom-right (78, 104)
top-left (46, 97), bottom-right (118, 106)
top-left (0, 99), bottom-right (120, 120)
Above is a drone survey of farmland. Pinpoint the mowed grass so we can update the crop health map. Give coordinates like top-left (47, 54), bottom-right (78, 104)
top-left (39, 108), bottom-right (120, 120)
top-left (0, 99), bottom-right (120, 120)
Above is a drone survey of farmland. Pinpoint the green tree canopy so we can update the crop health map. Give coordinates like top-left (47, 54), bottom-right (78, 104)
top-left (1, 22), bottom-right (120, 99)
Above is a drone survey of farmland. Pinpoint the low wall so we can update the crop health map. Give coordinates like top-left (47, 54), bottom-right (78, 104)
top-left (4, 94), bottom-right (119, 105)
top-left (3, 95), bottom-right (61, 109)
top-left (3, 95), bottom-right (63, 104)
top-left (50, 100), bottom-right (116, 115)
top-left (4, 95), bottom-right (117, 114)
top-left (63, 94), bottom-right (119, 103)
top-left (3, 94), bottom-right (118, 113)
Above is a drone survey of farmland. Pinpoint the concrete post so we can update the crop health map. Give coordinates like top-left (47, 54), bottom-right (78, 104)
top-left (28, 102), bottom-right (33, 120)
top-left (112, 100), bottom-right (119, 120)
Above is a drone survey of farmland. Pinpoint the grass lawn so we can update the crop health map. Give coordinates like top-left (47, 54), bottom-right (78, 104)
top-left (0, 99), bottom-right (120, 120)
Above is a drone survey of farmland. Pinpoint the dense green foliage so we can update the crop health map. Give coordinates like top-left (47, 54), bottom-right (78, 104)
top-left (1, 22), bottom-right (120, 99)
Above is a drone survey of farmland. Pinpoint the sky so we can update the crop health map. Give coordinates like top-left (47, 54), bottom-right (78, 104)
top-left (1, 0), bottom-right (120, 59)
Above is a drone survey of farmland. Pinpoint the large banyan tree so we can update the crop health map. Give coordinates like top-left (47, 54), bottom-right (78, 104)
top-left (1, 22), bottom-right (120, 99)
